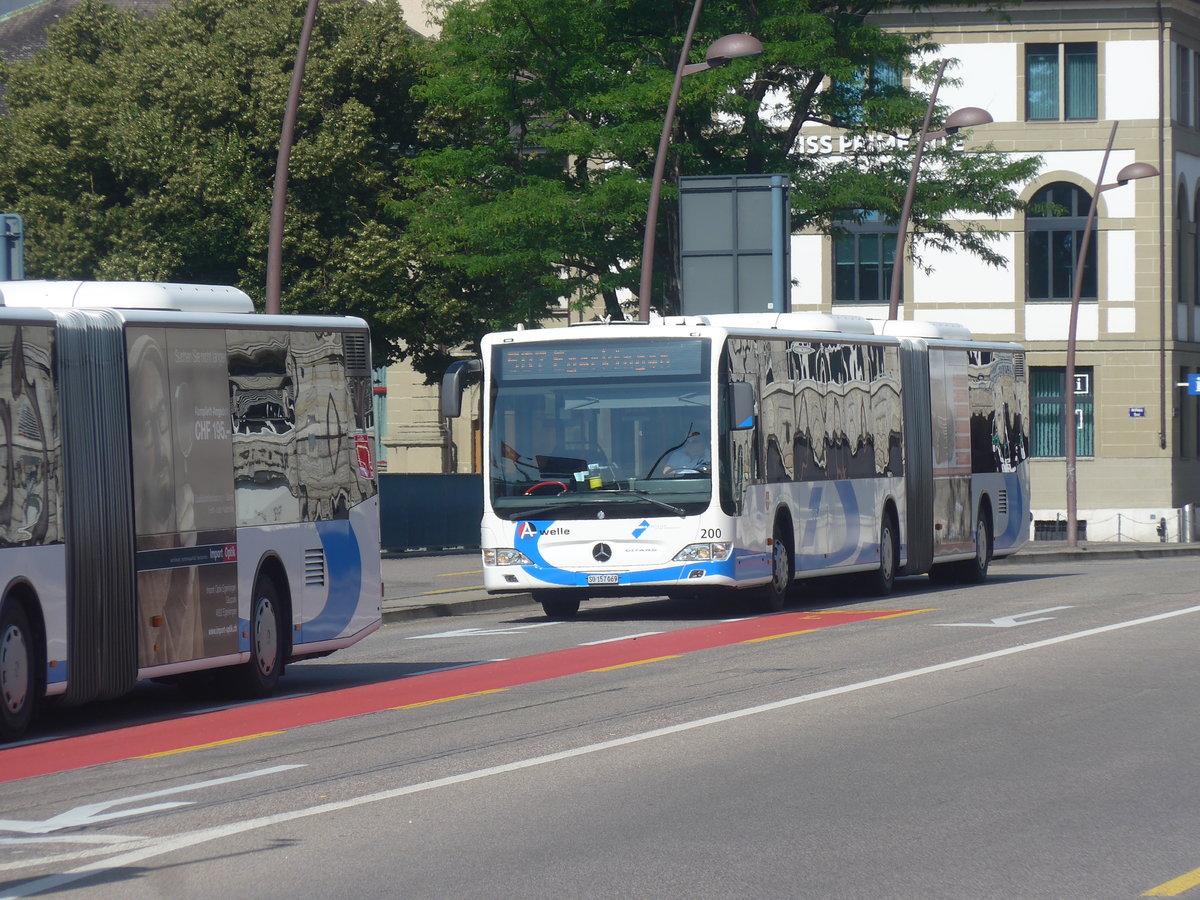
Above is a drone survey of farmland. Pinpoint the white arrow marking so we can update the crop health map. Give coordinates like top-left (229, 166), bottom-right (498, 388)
top-left (0, 764), bottom-right (304, 835)
top-left (406, 623), bottom-right (560, 640)
top-left (933, 606), bottom-right (1074, 628)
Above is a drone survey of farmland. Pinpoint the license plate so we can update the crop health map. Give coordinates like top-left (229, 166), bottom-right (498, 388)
top-left (587, 574), bottom-right (619, 585)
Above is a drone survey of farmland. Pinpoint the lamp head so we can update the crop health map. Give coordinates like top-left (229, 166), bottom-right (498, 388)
top-left (704, 33), bottom-right (763, 67)
top-left (943, 106), bottom-right (993, 135)
top-left (1114, 162), bottom-right (1159, 185)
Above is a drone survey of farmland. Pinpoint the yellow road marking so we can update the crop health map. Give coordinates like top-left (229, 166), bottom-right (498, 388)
top-left (1144, 866), bottom-right (1200, 896)
top-left (873, 608), bottom-right (936, 620)
top-left (418, 586), bottom-right (485, 596)
top-left (390, 688), bottom-right (507, 710)
top-left (590, 655), bottom-right (680, 672)
top-left (742, 629), bottom-right (817, 643)
top-left (440, 570), bottom-right (483, 577)
top-left (136, 732), bottom-right (283, 758)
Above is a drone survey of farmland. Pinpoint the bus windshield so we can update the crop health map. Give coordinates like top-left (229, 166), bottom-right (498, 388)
top-left (488, 337), bottom-right (712, 520)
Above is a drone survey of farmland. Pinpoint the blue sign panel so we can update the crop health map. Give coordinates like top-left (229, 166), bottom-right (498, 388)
top-left (1189, 374), bottom-right (1200, 395)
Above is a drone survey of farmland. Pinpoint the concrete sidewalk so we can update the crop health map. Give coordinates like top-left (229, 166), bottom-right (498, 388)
top-left (379, 541), bottom-right (1200, 624)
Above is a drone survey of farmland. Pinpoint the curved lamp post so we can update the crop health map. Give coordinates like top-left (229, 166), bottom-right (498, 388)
top-left (637, 4), bottom-right (762, 322)
top-left (887, 58), bottom-right (993, 320)
top-left (1064, 121), bottom-right (1159, 547)
top-left (265, 0), bottom-right (320, 315)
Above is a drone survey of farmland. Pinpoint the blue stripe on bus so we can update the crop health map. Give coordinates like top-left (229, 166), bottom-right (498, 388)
top-left (300, 519), bottom-right (364, 641)
top-left (514, 521), bottom-right (745, 587)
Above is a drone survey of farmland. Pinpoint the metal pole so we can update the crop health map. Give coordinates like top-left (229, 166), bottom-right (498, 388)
top-left (1065, 121), bottom-right (1118, 548)
top-left (771, 175), bottom-right (785, 312)
top-left (638, 0), bottom-right (704, 322)
top-left (265, 0), bottom-right (319, 316)
top-left (888, 59), bottom-right (947, 321)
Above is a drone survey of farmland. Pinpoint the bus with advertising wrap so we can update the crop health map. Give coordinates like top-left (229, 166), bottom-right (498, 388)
top-left (441, 313), bottom-right (1029, 619)
top-left (0, 281), bottom-right (381, 740)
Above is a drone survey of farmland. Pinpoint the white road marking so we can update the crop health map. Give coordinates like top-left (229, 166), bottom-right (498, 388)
top-left (406, 623), bottom-right (560, 640)
top-left (0, 765), bottom-right (304, 835)
top-left (933, 605), bottom-right (1074, 628)
top-left (7, 604), bottom-right (1200, 899)
top-left (0, 835), bottom-right (153, 872)
top-left (580, 632), bottom-right (664, 646)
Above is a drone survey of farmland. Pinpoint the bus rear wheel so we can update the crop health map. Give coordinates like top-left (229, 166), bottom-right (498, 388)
top-left (225, 575), bottom-right (284, 698)
top-left (955, 510), bottom-right (992, 584)
top-left (535, 591), bottom-right (582, 620)
top-left (0, 602), bottom-right (36, 741)
top-left (863, 515), bottom-right (898, 596)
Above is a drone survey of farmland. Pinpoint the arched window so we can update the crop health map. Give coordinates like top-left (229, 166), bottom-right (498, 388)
top-left (1026, 182), bottom-right (1096, 302)
top-left (833, 211), bottom-right (898, 305)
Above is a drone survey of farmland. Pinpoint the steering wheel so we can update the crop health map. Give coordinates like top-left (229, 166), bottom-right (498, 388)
top-left (524, 480), bottom-right (569, 496)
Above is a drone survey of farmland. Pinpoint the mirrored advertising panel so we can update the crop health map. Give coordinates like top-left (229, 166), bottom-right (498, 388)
top-left (0, 323), bottom-right (62, 548)
top-left (127, 326), bottom-right (238, 667)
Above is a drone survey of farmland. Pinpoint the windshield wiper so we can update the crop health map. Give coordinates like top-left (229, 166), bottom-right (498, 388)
top-left (591, 489), bottom-right (687, 517)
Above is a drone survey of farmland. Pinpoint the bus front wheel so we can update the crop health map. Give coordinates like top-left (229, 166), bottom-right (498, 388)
top-left (535, 591), bottom-right (582, 620)
top-left (754, 528), bottom-right (792, 613)
top-left (0, 601), bottom-right (36, 741)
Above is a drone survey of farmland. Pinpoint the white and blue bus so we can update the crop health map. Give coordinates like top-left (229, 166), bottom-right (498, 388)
top-left (0, 281), bottom-right (381, 740)
top-left (442, 313), bottom-right (1030, 619)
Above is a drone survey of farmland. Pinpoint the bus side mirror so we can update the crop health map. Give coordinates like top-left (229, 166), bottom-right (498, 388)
top-left (728, 381), bottom-right (756, 430)
top-left (440, 358), bottom-right (481, 418)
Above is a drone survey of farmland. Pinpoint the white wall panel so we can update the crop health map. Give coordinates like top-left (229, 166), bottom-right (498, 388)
top-left (1105, 41), bottom-right (1160, 120)
top-left (1106, 229), bottom-right (1137, 303)
top-left (915, 235), bottom-right (1016, 303)
top-left (790, 234), bottom-right (824, 307)
top-left (933, 43), bottom-right (1019, 123)
top-left (1107, 307), bottom-right (1136, 333)
top-left (1026, 302), bottom-right (1098, 341)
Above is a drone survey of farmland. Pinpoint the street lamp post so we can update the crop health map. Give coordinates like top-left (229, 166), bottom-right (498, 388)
top-left (888, 58), bottom-right (993, 321)
top-left (265, 0), bottom-right (320, 316)
top-left (637, 1), bottom-right (761, 322)
top-left (1064, 120), bottom-right (1158, 547)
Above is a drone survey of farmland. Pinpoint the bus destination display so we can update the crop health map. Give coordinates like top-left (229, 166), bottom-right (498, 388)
top-left (497, 338), bottom-right (706, 380)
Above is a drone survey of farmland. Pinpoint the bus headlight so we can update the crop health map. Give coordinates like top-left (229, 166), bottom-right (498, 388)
top-left (673, 542), bottom-right (732, 562)
top-left (483, 548), bottom-right (533, 566)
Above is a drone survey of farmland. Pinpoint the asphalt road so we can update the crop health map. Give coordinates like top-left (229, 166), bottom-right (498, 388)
top-left (4, 556), bottom-right (1200, 899)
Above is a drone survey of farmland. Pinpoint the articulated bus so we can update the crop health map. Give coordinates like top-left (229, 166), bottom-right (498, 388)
top-left (441, 312), bottom-right (1029, 619)
top-left (0, 281), bottom-right (381, 740)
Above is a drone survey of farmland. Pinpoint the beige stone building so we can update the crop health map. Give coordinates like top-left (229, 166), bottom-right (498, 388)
top-left (382, 0), bottom-right (1200, 541)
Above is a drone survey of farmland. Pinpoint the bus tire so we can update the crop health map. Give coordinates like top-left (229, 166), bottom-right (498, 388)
top-left (864, 514), bottom-right (898, 596)
top-left (754, 527), bottom-right (792, 613)
top-left (0, 601), bottom-right (37, 741)
top-left (227, 575), bottom-right (284, 698)
top-left (956, 509), bottom-right (992, 584)
top-left (536, 591), bottom-right (581, 620)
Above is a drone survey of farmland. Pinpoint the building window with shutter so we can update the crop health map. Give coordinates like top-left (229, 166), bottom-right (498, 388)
top-left (1031, 366), bottom-right (1094, 458)
top-left (1026, 43), bottom-right (1098, 121)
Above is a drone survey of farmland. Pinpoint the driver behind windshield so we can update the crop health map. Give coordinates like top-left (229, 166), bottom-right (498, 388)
top-left (662, 430), bottom-right (710, 475)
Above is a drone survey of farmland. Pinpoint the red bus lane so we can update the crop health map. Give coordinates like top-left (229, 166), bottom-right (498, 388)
top-left (0, 608), bottom-right (925, 783)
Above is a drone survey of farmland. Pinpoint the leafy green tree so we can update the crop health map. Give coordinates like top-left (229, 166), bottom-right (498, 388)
top-left (405, 0), bottom-right (1038, 366)
top-left (0, 0), bottom-right (424, 362)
